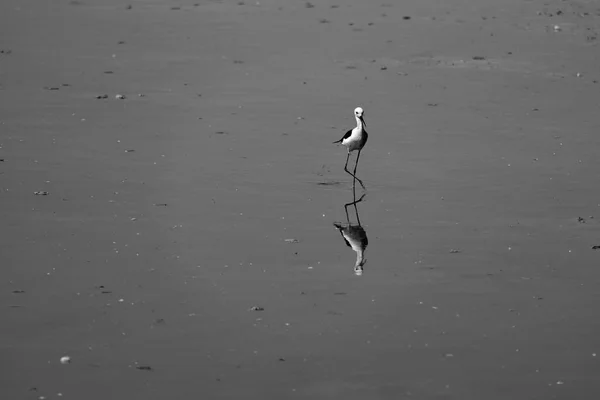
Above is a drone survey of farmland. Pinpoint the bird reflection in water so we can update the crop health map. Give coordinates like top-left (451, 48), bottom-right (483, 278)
top-left (334, 191), bottom-right (369, 276)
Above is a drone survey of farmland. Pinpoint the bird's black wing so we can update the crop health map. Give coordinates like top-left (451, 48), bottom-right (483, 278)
top-left (333, 223), bottom-right (352, 248)
top-left (333, 129), bottom-right (352, 144)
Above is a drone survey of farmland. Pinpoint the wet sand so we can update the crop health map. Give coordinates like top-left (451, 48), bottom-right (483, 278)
top-left (2, 0), bottom-right (600, 398)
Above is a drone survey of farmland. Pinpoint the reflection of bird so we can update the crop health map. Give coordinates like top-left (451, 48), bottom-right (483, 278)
top-left (334, 223), bottom-right (368, 275)
top-left (333, 107), bottom-right (369, 189)
top-left (334, 193), bottom-right (368, 275)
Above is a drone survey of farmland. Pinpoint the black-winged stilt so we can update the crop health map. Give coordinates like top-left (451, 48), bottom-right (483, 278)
top-left (333, 107), bottom-right (369, 189)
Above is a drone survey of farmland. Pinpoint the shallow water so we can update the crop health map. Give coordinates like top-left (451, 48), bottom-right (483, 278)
top-left (2, 0), bottom-right (600, 399)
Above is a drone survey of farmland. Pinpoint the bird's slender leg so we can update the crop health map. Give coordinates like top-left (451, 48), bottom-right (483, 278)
top-left (355, 204), bottom-right (362, 226)
top-left (354, 193), bottom-right (366, 226)
top-left (343, 150), bottom-right (364, 189)
top-left (343, 151), bottom-right (352, 176)
top-left (342, 151), bottom-right (356, 189)
top-left (345, 184), bottom-right (354, 223)
top-left (344, 191), bottom-right (366, 226)
top-left (344, 201), bottom-right (351, 224)
top-left (352, 150), bottom-right (365, 189)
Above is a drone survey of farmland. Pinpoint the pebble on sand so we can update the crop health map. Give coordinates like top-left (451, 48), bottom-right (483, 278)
top-left (60, 356), bottom-right (71, 364)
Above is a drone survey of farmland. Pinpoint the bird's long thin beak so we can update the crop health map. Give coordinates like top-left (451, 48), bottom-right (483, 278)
top-left (360, 116), bottom-right (366, 127)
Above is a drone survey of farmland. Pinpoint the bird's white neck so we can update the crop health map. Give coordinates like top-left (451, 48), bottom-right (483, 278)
top-left (355, 249), bottom-right (365, 265)
top-left (355, 116), bottom-right (364, 131)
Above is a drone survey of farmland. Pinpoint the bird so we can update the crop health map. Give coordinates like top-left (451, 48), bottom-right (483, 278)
top-left (333, 107), bottom-right (368, 189)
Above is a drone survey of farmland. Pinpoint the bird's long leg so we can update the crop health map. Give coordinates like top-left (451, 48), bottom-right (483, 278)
top-left (344, 185), bottom-right (356, 222)
top-left (352, 150), bottom-right (365, 189)
top-left (354, 193), bottom-right (366, 224)
top-left (344, 191), bottom-right (366, 225)
top-left (343, 151), bottom-right (356, 188)
top-left (344, 201), bottom-right (351, 224)
top-left (343, 151), bottom-right (352, 177)
top-left (343, 150), bottom-right (364, 188)
top-left (355, 204), bottom-right (362, 226)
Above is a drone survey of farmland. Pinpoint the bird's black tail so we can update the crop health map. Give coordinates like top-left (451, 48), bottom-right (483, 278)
top-left (332, 139), bottom-right (342, 144)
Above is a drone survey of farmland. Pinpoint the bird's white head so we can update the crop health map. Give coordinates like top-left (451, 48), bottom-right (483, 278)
top-left (354, 107), bottom-right (366, 127)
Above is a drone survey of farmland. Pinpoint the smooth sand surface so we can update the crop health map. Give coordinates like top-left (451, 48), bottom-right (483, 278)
top-left (2, 0), bottom-right (600, 398)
